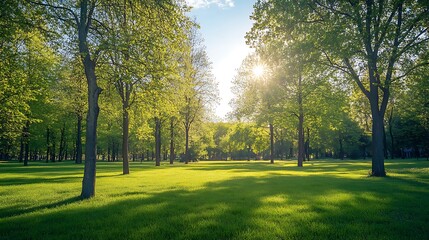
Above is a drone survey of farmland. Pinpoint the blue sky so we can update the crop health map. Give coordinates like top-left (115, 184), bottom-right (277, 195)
top-left (187, 0), bottom-right (256, 119)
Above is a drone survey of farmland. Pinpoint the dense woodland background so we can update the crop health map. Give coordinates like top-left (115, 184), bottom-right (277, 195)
top-left (1, 1), bottom-right (428, 187)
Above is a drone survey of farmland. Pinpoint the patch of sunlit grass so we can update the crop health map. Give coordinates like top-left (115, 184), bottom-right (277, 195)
top-left (0, 158), bottom-right (428, 239)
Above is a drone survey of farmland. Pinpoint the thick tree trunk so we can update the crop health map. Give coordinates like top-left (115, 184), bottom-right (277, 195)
top-left (269, 123), bottom-right (274, 164)
top-left (155, 117), bottom-right (161, 166)
top-left (81, 60), bottom-right (101, 198)
top-left (169, 119), bottom-right (174, 165)
top-left (122, 108), bottom-right (130, 174)
top-left (185, 126), bottom-right (190, 164)
top-left (371, 108), bottom-right (386, 176)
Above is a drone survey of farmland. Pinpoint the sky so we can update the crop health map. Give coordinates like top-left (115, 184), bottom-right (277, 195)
top-left (186, 0), bottom-right (256, 120)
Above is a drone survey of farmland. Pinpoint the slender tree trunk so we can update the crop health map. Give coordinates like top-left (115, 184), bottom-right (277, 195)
top-left (269, 123), bottom-right (274, 164)
top-left (76, 114), bottom-right (83, 164)
top-left (155, 117), bottom-right (161, 166)
top-left (19, 134), bottom-right (24, 163)
top-left (122, 107), bottom-right (130, 174)
top-left (185, 126), bottom-right (190, 164)
top-left (51, 132), bottom-right (56, 162)
top-left (169, 119), bottom-right (174, 164)
top-left (297, 74), bottom-right (304, 167)
top-left (59, 124), bottom-right (65, 162)
top-left (305, 127), bottom-right (310, 161)
top-left (339, 137), bottom-right (344, 160)
top-left (46, 127), bottom-right (50, 163)
top-left (23, 121), bottom-right (29, 166)
top-left (107, 141), bottom-right (111, 162)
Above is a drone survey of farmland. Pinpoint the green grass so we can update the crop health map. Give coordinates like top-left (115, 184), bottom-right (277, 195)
top-left (0, 159), bottom-right (428, 240)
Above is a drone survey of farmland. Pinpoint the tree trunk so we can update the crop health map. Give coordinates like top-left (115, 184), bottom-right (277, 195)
top-left (169, 119), bottom-right (175, 164)
top-left (81, 60), bottom-right (101, 198)
top-left (371, 108), bottom-right (386, 176)
top-left (155, 117), bottom-right (161, 166)
top-left (269, 123), bottom-right (274, 164)
top-left (122, 107), bottom-right (130, 174)
top-left (339, 137), bottom-right (344, 160)
top-left (59, 124), bottom-right (65, 162)
top-left (46, 127), bottom-right (50, 163)
top-left (107, 141), bottom-right (111, 162)
top-left (51, 131), bottom-right (56, 162)
top-left (19, 134), bottom-right (24, 163)
top-left (305, 127), bottom-right (310, 161)
top-left (23, 122), bottom-right (29, 166)
top-left (297, 74), bottom-right (304, 167)
top-left (185, 126), bottom-right (190, 164)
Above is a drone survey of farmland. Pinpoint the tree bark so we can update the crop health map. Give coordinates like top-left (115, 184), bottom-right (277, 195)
top-left (19, 134), bottom-right (24, 163)
top-left (122, 106), bottom-right (129, 174)
top-left (297, 74), bottom-right (304, 167)
top-left (46, 127), bottom-right (50, 163)
top-left (185, 126), bottom-right (190, 164)
top-left (269, 123), bottom-right (274, 164)
top-left (51, 131), bottom-right (56, 162)
top-left (155, 117), bottom-right (161, 166)
top-left (79, 0), bottom-right (102, 199)
top-left (59, 123), bottom-right (66, 162)
top-left (169, 118), bottom-right (175, 164)
top-left (305, 127), bottom-right (310, 161)
top-left (23, 121), bottom-right (29, 166)
top-left (371, 106), bottom-right (386, 176)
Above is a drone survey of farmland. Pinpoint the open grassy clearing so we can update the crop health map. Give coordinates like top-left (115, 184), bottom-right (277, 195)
top-left (0, 159), bottom-right (428, 240)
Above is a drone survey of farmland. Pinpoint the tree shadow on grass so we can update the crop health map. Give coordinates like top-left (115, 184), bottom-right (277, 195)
top-left (0, 173), bottom-right (428, 240)
top-left (0, 196), bottom-right (81, 219)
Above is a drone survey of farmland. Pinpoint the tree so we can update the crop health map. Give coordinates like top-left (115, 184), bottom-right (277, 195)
top-left (248, 0), bottom-right (429, 176)
top-left (1, 1), bottom-right (58, 163)
top-left (102, 0), bottom-right (191, 173)
top-left (180, 26), bottom-right (218, 164)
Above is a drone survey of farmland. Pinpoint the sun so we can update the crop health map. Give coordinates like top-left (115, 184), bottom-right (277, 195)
top-left (252, 65), bottom-right (265, 78)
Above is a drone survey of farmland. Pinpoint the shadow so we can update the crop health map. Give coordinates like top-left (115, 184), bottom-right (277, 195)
top-left (0, 175), bottom-right (83, 186)
top-left (0, 196), bottom-right (81, 219)
top-left (0, 172), bottom-right (428, 239)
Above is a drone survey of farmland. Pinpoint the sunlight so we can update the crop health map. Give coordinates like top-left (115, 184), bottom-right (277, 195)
top-left (252, 65), bottom-right (265, 78)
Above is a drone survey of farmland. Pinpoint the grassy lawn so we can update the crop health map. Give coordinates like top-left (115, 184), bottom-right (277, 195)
top-left (0, 159), bottom-right (428, 240)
